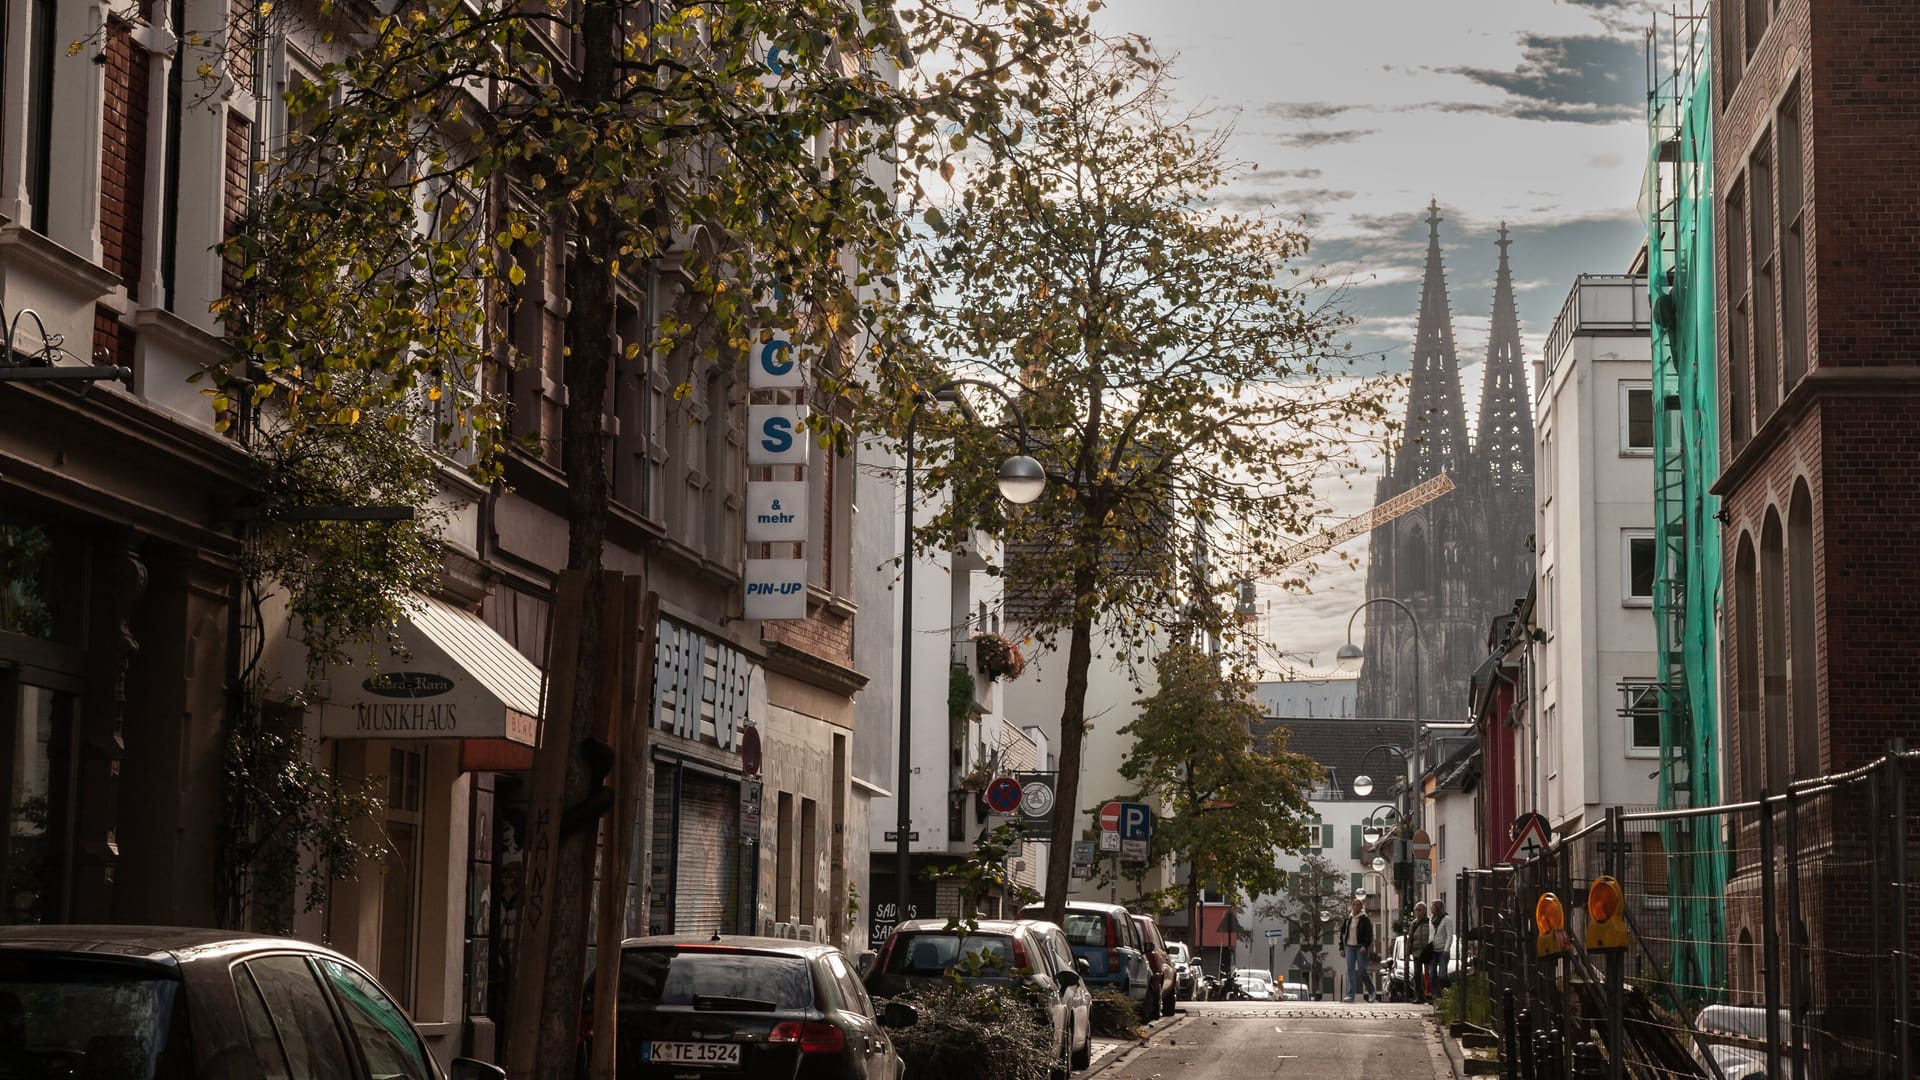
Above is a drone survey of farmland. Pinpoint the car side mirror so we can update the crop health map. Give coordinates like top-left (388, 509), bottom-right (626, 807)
top-left (880, 1001), bottom-right (919, 1030)
top-left (1055, 968), bottom-right (1082, 989)
top-left (450, 1060), bottom-right (507, 1080)
top-left (855, 951), bottom-right (878, 978)
top-left (1076, 957), bottom-right (1090, 975)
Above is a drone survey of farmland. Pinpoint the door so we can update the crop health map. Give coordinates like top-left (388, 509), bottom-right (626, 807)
top-left (0, 669), bottom-right (79, 925)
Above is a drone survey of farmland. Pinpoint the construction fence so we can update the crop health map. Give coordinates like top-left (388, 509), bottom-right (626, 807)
top-left (1457, 749), bottom-right (1920, 1079)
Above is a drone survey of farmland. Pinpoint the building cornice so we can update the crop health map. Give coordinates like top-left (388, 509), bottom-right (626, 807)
top-left (1711, 366), bottom-right (1920, 496)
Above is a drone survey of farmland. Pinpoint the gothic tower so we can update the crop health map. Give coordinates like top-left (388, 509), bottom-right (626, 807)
top-left (1477, 224), bottom-right (1537, 600)
top-left (1356, 203), bottom-right (1530, 730)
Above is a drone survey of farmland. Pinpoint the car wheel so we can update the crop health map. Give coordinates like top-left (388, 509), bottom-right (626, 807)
top-left (1141, 986), bottom-right (1159, 1021)
top-left (1071, 1021), bottom-right (1092, 1071)
top-left (1050, 1029), bottom-right (1072, 1080)
top-left (1163, 986), bottom-right (1176, 1016)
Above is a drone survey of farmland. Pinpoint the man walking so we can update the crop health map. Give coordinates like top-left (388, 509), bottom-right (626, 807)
top-left (1340, 896), bottom-right (1376, 1002)
top-left (1430, 898), bottom-right (1455, 995)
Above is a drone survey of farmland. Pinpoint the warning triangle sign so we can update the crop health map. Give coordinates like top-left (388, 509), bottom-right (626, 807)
top-left (1501, 814), bottom-right (1552, 864)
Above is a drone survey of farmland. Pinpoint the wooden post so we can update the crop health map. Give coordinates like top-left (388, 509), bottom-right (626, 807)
top-left (589, 586), bottom-right (656, 1080)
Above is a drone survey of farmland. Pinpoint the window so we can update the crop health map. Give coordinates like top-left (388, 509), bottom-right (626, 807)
top-left (1639, 831), bottom-right (1670, 896)
top-left (1623, 531), bottom-right (1656, 606)
top-left (1735, 536), bottom-right (1762, 802)
top-left (1726, 179), bottom-right (1752, 447)
top-left (244, 957), bottom-right (355, 1080)
top-left (1761, 512), bottom-right (1788, 793)
top-left (1788, 483), bottom-right (1818, 779)
top-left (1744, 0), bottom-right (1769, 58)
top-left (1717, 0), bottom-right (1742, 106)
top-left (1621, 681), bottom-right (1662, 756)
top-left (318, 959), bottom-right (434, 1080)
top-left (1777, 83), bottom-right (1808, 390)
top-left (1748, 137), bottom-right (1779, 419)
top-left (26, 0), bottom-right (58, 233)
top-left (1620, 383), bottom-right (1654, 454)
top-left (380, 747), bottom-right (425, 1009)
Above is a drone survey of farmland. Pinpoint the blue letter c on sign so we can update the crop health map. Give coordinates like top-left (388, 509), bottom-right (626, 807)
top-left (760, 340), bottom-right (794, 378)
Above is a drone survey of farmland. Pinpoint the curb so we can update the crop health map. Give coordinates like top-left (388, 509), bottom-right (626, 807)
top-left (1432, 1015), bottom-right (1469, 1080)
top-left (1085, 1012), bottom-right (1193, 1077)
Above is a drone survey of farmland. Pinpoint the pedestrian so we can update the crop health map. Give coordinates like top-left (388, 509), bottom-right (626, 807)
top-left (1340, 896), bottom-right (1376, 1002)
top-left (1408, 902), bottom-right (1431, 1003)
top-left (1430, 898), bottom-right (1455, 995)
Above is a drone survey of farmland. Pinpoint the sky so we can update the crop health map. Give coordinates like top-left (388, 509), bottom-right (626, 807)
top-left (1092, 0), bottom-right (1659, 677)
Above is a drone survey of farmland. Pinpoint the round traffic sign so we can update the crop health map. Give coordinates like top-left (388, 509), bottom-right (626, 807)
top-left (985, 777), bottom-right (1023, 814)
top-left (1099, 801), bottom-right (1122, 832)
top-left (1411, 828), bottom-right (1432, 861)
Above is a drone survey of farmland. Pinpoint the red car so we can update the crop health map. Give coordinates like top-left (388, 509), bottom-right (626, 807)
top-left (1132, 914), bottom-right (1176, 1019)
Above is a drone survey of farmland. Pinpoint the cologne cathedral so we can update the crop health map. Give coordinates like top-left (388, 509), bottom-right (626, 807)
top-left (1356, 202), bottom-right (1535, 725)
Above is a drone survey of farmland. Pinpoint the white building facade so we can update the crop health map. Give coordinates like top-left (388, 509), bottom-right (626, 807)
top-left (1531, 274), bottom-right (1661, 834)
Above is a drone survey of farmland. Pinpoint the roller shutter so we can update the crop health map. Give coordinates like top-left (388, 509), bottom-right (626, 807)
top-left (649, 763), bottom-right (743, 936)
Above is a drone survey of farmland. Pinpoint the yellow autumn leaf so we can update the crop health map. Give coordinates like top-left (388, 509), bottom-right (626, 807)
top-left (508, 264), bottom-right (526, 286)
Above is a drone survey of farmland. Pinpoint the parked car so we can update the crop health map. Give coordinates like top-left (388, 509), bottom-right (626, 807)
top-left (1019, 901), bottom-right (1151, 1017)
top-left (1188, 961), bottom-right (1210, 1000)
top-left (1164, 941), bottom-right (1195, 1000)
top-left (603, 934), bottom-right (916, 1080)
top-left (1131, 913), bottom-right (1176, 1019)
top-left (0, 925), bottom-right (504, 1080)
top-left (1688, 1006), bottom-right (1803, 1080)
top-left (864, 918), bottom-right (1089, 1079)
top-left (1383, 933), bottom-right (1418, 1002)
top-left (1232, 969), bottom-right (1277, 1001)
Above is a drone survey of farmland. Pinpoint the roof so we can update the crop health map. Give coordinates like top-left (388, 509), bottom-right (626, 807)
top-left (1255, 716), bottom-right (1420, 797)
top-left (886, 919), bottom-right (1024, 935)
top-left (0, 926), bottom-right (352, 967)
top-left (619, 934), bottom-right (836, 955)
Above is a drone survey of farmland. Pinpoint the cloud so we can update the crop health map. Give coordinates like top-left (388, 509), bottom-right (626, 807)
top-left (1272, 128), bottom-right (1379, 149)
top-left (1247, 167), bottom-right (1325, 183)
top-left (1261, 101), bottom-right (1359, 122)
top-left (1432, 33), bottom-right (1646, 125)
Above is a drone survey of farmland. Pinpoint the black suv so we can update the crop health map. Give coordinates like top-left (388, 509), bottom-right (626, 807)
top-left (599, 935), bottom-right (915, 1079)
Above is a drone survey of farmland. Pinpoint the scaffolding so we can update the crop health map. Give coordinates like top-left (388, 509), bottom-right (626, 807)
top-left (1643, 3), bottom-right (1726, 1004)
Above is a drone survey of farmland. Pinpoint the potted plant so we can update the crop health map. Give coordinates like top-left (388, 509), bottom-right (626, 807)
top-left (973, 632), bottom-right (1025, 682)
top-left (957, 762), bottom-right (993, 791)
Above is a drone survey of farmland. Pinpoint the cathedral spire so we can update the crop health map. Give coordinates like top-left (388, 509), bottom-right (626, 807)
top-left (1477, 223), bottom-right (1534, 496)
top-left (1397, 199), bottom-right (1470, 482)
top-left (1476, 223), bottom-right (1537, 597)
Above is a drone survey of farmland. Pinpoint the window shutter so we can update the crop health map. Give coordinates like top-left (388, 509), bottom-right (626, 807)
top-left (1350, 824), bottom-right (1363, 859)
top-left (1322, 823), bottom-right (1334, 850)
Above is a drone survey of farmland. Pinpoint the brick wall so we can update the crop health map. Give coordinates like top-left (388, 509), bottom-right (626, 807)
top-left (100, 20), bottom-right (150, 301)
top-left (762, 605), bottom-right (853, 670)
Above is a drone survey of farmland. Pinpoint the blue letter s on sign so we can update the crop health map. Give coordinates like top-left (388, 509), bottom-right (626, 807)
top-left (760, 415), bottom-right (795, 455)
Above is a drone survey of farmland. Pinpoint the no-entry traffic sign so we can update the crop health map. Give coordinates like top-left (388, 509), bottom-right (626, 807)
top-left (1099, 801), bottom-right (1123, 832)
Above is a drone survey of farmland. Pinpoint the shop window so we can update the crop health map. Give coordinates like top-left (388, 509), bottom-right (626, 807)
top-left (380, 747), bottom-right (425, 1010)
top-left (0, 678), bottom-right (75, 924)
top-left (1620, 383), bottom-right (1654, 455)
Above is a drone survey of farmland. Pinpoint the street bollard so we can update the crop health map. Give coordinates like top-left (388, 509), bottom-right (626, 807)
top-left (1533, 1028), bottom-right (1559, 1080)
top-left (1571, 1042), bottom-right (1605, 1080)
top-left (1517, 1009), bottom-right (1536, 1080)
top-left (1503, 990), bottom-right (1520, 1080)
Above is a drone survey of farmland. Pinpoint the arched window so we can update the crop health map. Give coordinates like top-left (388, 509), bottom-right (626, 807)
top-left (1738, 928), bottom-right (1756, 1004)
top-left (1762, 512), bottom-right (1787, 793)
top-left (1788, 484), bottom-right (1818, 779)
top-left (1400, 524), bottom-right (1429, 599)
top-left (1734, 536), bottom-right (1761, 802)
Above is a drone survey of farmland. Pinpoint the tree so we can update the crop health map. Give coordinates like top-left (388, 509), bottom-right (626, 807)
top-left (1118, 643), bottom-right (1318, 925)
top-left (893, 28), bottom-right (1396, 921)
top-left (1258, 852), bottom-right (1343, 998)
top-left (204, 0), bottom-right (1080, 1075)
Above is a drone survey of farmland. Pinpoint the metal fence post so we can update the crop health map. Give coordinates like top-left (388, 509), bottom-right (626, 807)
top-left (1870, 759), bottom-right (1888, 1074)
top-left (1783, 787), bottom-right (1806, 1080)
top-left (1504, 989), bottom-right (1519, 1080)
top-left (1518, 1007), bottom-right (1536, 1080)
top-left (1558, 841), bottom-right (1575, 1079)
top-left (1606, 807), bottom-right (1624, 1080)
top-left (1759, 793), bottom-right (1783, 1080)
top-left (1893, 741), bottom-right (1910, 1080)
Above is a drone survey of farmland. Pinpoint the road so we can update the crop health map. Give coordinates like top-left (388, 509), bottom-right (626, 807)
top-left (1095, 1000), bottom-right (1450, 1080)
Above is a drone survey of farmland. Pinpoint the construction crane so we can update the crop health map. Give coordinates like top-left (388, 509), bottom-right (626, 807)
top-left (1265, 471), bottom-right (1456, 575)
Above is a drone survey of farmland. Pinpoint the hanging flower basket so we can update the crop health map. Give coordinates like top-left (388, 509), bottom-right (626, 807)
top-left (974, 632), bottom-right (1026, 682)
top-left (958, 763), bottom-right (993, 791)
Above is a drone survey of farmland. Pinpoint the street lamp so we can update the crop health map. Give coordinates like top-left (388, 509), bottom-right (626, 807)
top-left (1337, 597), bottom-right (1428, 914)
top-left (896, 379), bottom-right (1044, 923)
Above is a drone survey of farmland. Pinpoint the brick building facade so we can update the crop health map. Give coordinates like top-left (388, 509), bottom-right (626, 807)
top-left (1709, 0), bottom-right (1920, 1051)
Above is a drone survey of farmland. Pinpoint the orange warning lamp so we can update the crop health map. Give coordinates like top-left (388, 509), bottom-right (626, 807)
top-left (1586, 875), bottom-right (1629, 952)
top-left (1534, 891), bottom-right (1568, 958)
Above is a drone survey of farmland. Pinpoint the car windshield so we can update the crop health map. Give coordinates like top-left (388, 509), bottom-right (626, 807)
top-left (1058, 914), bottom-right (1106, 948)
top-left (1235, 970), bottom-right (1271, 986)
top-left (0, 953), bottom-right (188, 1080)
top-left (885, 934), bottom-right (1017, 975)
top-left (618, 949), bottom-right (814, 1010)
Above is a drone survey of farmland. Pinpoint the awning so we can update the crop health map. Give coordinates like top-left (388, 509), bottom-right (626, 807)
top-left (318, 595), bottom-right (543, 747)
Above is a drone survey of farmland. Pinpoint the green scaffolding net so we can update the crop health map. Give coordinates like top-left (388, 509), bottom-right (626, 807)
top-left (1644, 10), bottom-right (1727, 1003)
